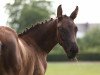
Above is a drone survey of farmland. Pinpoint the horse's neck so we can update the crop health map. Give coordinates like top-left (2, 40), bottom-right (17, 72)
top-left (19, 19), bottom-right (58, 53)
top-left (33, 20), bottom-right (58, 53)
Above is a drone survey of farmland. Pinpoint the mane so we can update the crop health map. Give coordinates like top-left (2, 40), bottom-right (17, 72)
top-left (18, 18), bottom-right (54, 36)
top-left (63, 15), bottom-right (68, 18)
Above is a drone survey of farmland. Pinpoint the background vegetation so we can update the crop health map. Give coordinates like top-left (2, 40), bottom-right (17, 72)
top-left (6, 0), bottom-right (53, 33)
top-left (77, 27), bottom-right (100, 53)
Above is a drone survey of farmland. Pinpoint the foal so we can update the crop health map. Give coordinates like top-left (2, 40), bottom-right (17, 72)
top-left (0, 5), bottom-right (79, 75)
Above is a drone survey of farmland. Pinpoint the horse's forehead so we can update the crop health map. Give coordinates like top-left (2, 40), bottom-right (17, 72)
top-left (64, 17), bottom-right (73, 23)
top-left (59, 18), bottom-right (75, 27)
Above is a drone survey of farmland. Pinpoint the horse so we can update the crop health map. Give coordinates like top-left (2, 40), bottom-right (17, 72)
top-left (0, 5), bottom-right (79, 75)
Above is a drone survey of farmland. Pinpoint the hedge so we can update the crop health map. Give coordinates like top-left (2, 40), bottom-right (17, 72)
top-left (47, 53), bottom-right (100, 62)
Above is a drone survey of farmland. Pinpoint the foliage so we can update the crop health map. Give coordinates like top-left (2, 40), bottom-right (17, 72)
top-left (49, 44), bottom-right (65, 55)
top-left (6, 0), bottom-right (53, 33)
top-left (77, 27), bottom-right (100, 53)
top-left (47, 53), bottom-right (100, 61)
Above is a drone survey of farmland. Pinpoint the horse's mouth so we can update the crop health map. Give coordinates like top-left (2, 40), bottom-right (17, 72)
top-left (67, 52), bottom-right (78, 62)
top-left (69, 57), bottom-right (78, 62)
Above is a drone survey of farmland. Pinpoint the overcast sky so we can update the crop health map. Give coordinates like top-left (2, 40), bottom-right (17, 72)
top-left (0, 0), bottom-right (100, 25)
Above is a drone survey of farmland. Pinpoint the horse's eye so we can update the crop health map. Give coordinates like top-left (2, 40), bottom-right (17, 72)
top-left (75, 27), bottom-right (78, 32)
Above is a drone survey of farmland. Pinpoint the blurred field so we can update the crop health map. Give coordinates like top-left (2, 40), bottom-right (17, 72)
top-left (46, 62), bottom-right (100, 75)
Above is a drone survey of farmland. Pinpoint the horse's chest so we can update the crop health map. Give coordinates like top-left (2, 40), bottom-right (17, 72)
top-left (33, 55), bottom-right (47, 75)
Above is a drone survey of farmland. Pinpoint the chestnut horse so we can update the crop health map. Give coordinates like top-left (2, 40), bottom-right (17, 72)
top-left (0, 5), bottom-right (79, 75)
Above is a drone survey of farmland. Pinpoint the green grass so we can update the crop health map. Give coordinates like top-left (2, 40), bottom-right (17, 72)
top-left (46, 62), bottom-right (100, 75)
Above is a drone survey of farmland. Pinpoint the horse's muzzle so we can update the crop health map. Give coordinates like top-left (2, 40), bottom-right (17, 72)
top-left (67, 43), bottom-right (79, 61)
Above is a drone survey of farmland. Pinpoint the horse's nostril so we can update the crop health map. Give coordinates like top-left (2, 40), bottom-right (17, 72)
top-left (70, 44), bottom-right (79, 53)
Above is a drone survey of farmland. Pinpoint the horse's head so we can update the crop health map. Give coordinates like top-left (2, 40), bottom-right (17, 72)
top-left (57, 5), bottom-right (79, 61)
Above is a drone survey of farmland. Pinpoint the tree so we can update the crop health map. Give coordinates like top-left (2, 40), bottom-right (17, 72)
top-left (6, 0), bottom-right (53, 33)
top-left (77, 27), bottom-right (100, 53)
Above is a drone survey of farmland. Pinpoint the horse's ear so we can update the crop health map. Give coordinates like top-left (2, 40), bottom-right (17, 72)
top-left (70, 6), bottom-right (78, 20)
top-left (57, 5), bottom-right (63, 21)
